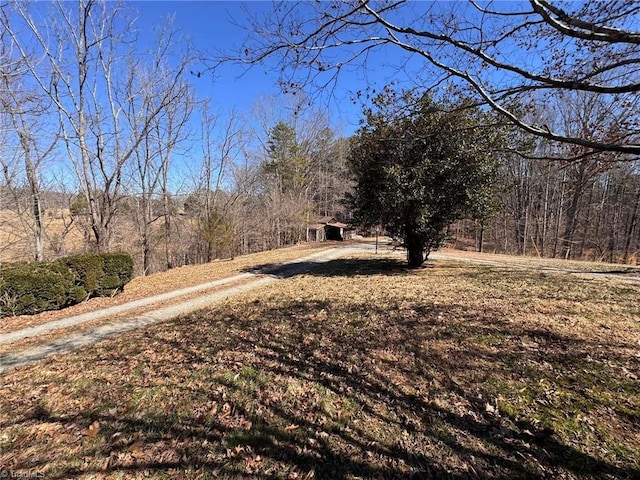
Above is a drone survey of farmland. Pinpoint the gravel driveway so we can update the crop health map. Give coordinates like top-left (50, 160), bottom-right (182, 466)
top-left (2, 243), bottom-right (637, 375)
top-left (0, 246), bottom-right (361, 374)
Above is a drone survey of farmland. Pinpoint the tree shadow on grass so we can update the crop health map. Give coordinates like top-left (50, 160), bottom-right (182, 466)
top-left (3, 268), bottom-right (639, 479)
top-left (219, 300), bottom-right (639, 479)
top-left (18, 365), bottom-right (474, 479)
top-left (245, 257), bottom-right (412, 278)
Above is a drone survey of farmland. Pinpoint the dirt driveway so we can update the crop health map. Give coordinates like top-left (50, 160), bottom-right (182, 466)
top-left (0, 246), bottom-right (360, 374)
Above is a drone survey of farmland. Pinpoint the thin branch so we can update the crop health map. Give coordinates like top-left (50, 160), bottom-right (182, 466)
top-left (378, 24), bottom-right (640, 155)
top-left (361, 1), bottom-right (640, 94)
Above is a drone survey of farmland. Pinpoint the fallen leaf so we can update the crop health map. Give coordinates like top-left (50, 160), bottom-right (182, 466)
top-left (87, 421), bottom-right (100, 439)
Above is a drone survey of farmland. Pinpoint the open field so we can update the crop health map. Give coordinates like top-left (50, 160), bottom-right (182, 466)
top-left (0, 251), bottom-right (639, 479)
top-left (0, 208), bottom-right (85, 263)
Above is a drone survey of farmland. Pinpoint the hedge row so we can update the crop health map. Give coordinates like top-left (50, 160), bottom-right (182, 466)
top-left (0, 252), bottom-right (134, 318)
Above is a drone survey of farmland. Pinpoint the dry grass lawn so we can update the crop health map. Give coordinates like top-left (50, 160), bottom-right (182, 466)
top-left (0, 252), bottom-right (639, 479)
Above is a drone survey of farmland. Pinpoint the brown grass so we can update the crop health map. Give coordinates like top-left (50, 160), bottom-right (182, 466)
top-left (0, 208), bottom-right (86, 263)
top-left (0, 252), bottom-right (639, 479)
top-left (437, 246), bottom-right (640, 273)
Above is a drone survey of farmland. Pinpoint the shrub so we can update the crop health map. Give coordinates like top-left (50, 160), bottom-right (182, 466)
top-left (98, 253), bottom-right (134, 296)
top-left (59, 253), bottom-right (104, 296)
top-left (0, 252), bottom-right (134, 318)
top-left (69, 285), bottom-right (89, 304)
top-left (0, 262), bottom-right (76, 317)
top-left (58, 252), bottom-right (134, 298)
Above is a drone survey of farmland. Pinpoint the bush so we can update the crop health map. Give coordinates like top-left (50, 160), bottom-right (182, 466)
top-left (0, 252), bottom-right (134, 318)
top-left (0, 262), bottom-right (76, 317)
top-left (58, 252), bottom-right (134, 297)
top-left (59, 253), bottom-right (103, 296)
top-left (69, 285), bottom-right (89, 304)
top-left (98, 253), bottom-right (134, 296)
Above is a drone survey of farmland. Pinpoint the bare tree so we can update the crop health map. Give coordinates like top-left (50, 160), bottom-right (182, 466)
top-left (621, 172), bottom-right (640, 263)
top-left (0, 22), bottom-right (57, 261)
top-left (126, 21), bottom-right (195, 274)
top-left (0, 112), bottom-right (56, 262)
top-left (4, 0), bottom-right (191, 253)
top-left (234, 0), bottom-right (640, 157)
top-left (191, 103), bottom-right (245, 262)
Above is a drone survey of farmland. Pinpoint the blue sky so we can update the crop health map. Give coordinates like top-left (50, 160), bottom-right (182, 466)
top-left (12, 0), bottom-right (523, 189)
top-left (131, 1), bottom-right (351, 133)
top-left (131, 3), bottom-right (276, 96)
top-left (130, 0), bottom-right (420, 136)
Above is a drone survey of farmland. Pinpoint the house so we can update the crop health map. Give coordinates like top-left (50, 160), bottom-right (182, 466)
top-left (306, 216), bottom-right (351, 242)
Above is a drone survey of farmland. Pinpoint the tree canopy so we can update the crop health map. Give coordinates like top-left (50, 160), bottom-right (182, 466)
top-left (348, 91), bottom-right (503, 267)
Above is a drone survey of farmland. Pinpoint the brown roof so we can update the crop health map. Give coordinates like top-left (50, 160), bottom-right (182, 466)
top-left (311, 216), bottom-right (350, 229)
top-left (326, 222), bottom-right (349, 229)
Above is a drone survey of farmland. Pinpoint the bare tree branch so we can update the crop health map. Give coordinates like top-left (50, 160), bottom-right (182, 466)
top-left (229, 0), bottom-right (640, 157)
top-left (530, 0), bottom-right (640, 44)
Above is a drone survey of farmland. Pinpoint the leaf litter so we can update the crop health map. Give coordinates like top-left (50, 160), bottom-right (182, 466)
top-left (0, 251), bottom-right (638, 479)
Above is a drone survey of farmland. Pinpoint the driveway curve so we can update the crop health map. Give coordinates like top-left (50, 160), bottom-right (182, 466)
top-left (0, 246), bottom-right (360, 374)
top-left (2, 243), bottom-right (637, 375)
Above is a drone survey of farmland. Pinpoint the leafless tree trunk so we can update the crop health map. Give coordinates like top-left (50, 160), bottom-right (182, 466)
top-left (622, 183), bottom-right (640, 263)
top-left (195, 103), bottom-right (244, 262)
top-left (127, 22), bottom-right (195, 274)
top-left (14, 124), bottom-right (47, 261)
top-left (5, 0), bottom-right (191, 254)
top-left (0, 21), bottom-right (57, 261)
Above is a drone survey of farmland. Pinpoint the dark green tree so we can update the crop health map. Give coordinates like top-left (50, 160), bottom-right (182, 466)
top-left (263, 122), bottom-right (308, 194)
top-left (258, 122), bottom-right (309, 246)
top-left (348, 91), bottom-right (502, 267)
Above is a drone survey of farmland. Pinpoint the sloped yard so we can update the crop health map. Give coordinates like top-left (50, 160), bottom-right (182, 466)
top-left (0, 253), bottom-right (638, 479)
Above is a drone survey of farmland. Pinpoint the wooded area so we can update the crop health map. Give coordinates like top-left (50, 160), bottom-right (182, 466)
top-left (1, 1), bottom-right (639, 273)
top-left (458, 151), bottom-right (640, 263)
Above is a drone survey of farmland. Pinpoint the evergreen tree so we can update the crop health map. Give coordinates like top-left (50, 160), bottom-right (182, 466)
top-left (348, 91), bottom-right (502, 267)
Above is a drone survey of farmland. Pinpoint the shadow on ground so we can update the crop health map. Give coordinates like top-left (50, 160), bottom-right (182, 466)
top-left (2, 257), bottom-right (639, 479)
top-left (245, 257), bottom-right (412, 278)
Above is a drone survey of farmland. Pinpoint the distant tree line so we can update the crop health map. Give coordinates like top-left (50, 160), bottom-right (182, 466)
top-left (1, 0), bottom-right (638, 273)
top-left (455, 150), bottom-right (640, 264)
